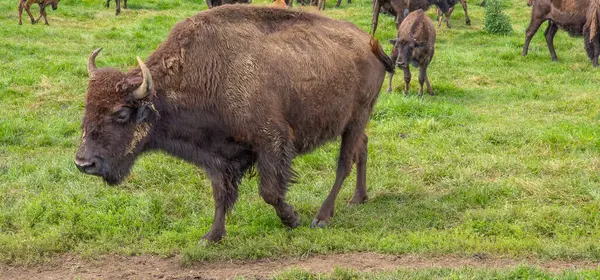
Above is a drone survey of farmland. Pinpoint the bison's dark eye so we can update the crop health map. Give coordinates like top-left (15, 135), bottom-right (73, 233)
top-left (113, 107), bottom-right (132, 124)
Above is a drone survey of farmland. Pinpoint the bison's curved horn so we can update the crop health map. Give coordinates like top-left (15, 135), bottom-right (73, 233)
top-left (87, 48), bottom-right (103, 78)
top-left (133, 56), bottom-right (152, 100)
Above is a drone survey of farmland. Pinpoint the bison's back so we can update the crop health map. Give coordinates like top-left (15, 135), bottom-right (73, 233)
top-left (399, 10), bottom-right (436, 44)
top-left (154, 6), bottom-right (387, 152)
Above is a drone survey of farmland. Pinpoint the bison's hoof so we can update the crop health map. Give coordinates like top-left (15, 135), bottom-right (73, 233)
top-left (310, 218), bottom-right (329, 228)
top-left (18, 22), bottom-right (22, 25)
top-left (282, 213), bottom-right (301, 228)
top-left (466, 19), bottom-right (471, 25)
top-left (349, 194), bottom-right (368, 205)
top-left (201, 231), bottom-right (225, 246)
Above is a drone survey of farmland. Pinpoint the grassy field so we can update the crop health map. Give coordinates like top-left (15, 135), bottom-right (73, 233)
top-left (1, 0), bottom-right (600, 273)
top-left (273, 266), bottom-right (600, 279)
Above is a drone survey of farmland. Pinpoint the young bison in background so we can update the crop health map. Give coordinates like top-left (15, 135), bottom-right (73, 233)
top-left (436, 0), bottom-right (471, 28)
top-left (75, 5), bottom-right (394, 243)
top-left (18, 0), bottom-right (59, 25)
top-left (522, 0), bottom-right (600, 66)
top-left (371, 0), bottom-right (449, 35)
top-left (388, 9), bottom-right (436, 95)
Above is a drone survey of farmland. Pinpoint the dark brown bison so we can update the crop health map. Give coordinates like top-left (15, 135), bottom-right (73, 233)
top-left (18, 0), bottom-right (59, 25)
top-left (104, 0), bottom-right (126, 15)
top-left (75, 5), bottom-right (394, 243)
top-left (371, 0), bottom-right (449, 35)
top-left (522, 0), bottom-right (600, 66)
top-left (436, 0), bottom-right (471, 28)
top-left (206, 0), bottom-right (252, 9)
top-left (388, 9), bottom-right (436, 95)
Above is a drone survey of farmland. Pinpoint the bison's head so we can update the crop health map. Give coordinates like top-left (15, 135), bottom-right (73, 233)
top-left (51, 0), bottom-right (59, 10)
top-left (389, 37), bottom-right (426, 68)
top-left (75, 48), bottom-right (159, 185)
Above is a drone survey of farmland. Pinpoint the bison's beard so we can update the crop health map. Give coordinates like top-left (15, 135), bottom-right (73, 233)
top-left (99, 156), bottom-right (136, 186)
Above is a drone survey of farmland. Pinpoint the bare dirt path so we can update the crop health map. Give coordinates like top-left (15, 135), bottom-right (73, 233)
top-left (1, 252), bottom-right (598, 279)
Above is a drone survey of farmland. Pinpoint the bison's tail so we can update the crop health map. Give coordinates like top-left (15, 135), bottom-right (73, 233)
top-left (370, 38), bottom-right (395, 74)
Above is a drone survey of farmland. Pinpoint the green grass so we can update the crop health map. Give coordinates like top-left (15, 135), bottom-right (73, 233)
top-left (1, 0), bottom-right (600, 271)
top-left (273, 266), bottom-right (600, 279)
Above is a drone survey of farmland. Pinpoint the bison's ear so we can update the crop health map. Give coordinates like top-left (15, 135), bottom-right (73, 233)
top-left (389, 39), bottom-right (398, 45)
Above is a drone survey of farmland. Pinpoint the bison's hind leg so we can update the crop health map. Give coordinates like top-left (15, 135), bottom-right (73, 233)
top-left (311, 121), bottom-right (368, 228)
top-left (544, 22), bottom-right (559, 61)
top-left (584, 28), bottom-right (600, 67)
top-left (349, 134), bottom-right (368, 204)
top-left (256, 124), bottom-right (300, 229)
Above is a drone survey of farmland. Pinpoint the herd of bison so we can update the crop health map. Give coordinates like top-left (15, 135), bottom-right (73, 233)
top-left (14, 0), bottom-right (600, 243)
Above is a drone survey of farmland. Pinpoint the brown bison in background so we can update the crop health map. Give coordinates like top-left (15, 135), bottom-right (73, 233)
top-left (18, 0), bottom-right (59, 25)
top-left (436, 0), bottom-right (471, 28)
top-left (371, 0), bottom-right (449, 35)
top-left (388, 9), bottom-right (436, 95)
top-left (206, 0), bottom-right (252, 9)
top-left (104, 0), bottom-right (126, 15)
top-left (75, 5), bottom-right (394, 243)
top-left (523, 0), bottom-right (600, 66)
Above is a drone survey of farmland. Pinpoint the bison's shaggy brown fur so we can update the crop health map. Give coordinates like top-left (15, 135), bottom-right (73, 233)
top-left (75, 5), bottom-right (394, 243)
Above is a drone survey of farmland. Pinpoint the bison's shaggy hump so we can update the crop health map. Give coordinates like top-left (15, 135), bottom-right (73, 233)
top-left (194, 5), bottom-right (329, 35)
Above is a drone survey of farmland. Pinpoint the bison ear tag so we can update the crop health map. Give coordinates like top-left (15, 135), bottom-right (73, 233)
top-left (136, 105), bottom-right (150, 123)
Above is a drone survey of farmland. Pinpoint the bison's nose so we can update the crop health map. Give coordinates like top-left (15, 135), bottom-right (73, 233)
top-left (74, 157), bottom-right (102, 175)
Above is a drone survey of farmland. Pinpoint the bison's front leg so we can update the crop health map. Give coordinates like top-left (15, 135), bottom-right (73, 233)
top-left (202, 176), bottom-right (236, 243)
top-left (24, 4), bottom-right (36, 24)
top-left (445, 8), bottom-right (453, 28)
top-left (460, 0), bottom-right (471, 25)
top-left (403, 67), bottom-right (411, 95)
top-left (115, 0), bottom-right (121, 15)
top-left (522, 16), bottom-right (544, 56)
top-left (18, 0), bottom-right (25, 25)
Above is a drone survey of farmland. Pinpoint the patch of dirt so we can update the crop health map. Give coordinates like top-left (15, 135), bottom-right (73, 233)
top-left (0, 252), bottom-right (598, 280)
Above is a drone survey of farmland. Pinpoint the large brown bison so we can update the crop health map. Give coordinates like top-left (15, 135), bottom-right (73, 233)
top-left (388, 9), bottom-right (436, 95)
top-left (371, 0), bottom-right (449, 35)
top-left (522, 0), bottom-right (600, 66)
top-left (75, 5), bottom-right (394, 243)
top-left (18, 0), bottom-right (59, 25)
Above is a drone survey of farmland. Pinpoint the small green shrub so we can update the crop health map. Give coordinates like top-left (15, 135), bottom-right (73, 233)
top-left (484, 0), bottom-right (513, 35)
